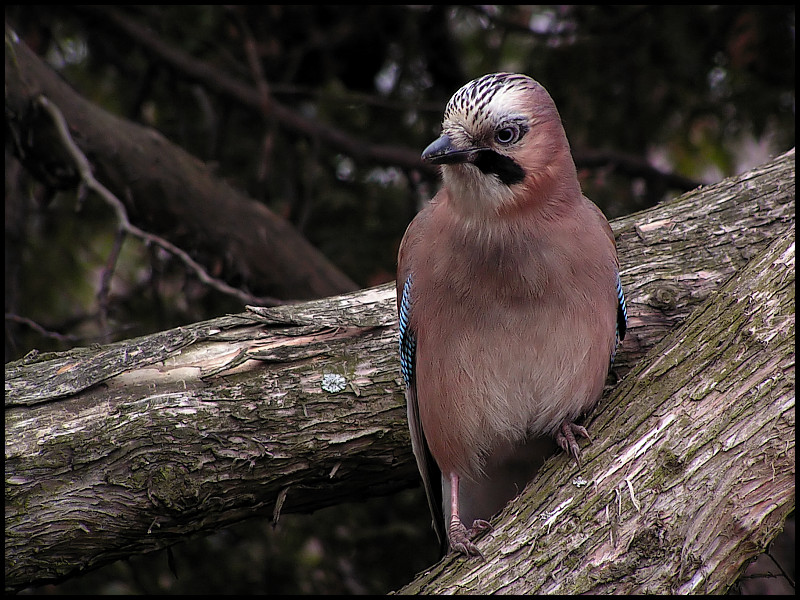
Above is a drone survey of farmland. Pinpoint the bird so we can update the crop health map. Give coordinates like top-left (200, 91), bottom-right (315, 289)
top-left (396, 73), bottom-right (627, 558)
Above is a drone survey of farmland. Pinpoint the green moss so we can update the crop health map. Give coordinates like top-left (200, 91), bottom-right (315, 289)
top-left (147, 464), bottom-right (196, 511)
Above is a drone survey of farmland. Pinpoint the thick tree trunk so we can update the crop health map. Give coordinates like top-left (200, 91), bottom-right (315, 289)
top-left (4, 151), bottom-right (794, 593)
top-left (5, 25), bottom-right (357, 302)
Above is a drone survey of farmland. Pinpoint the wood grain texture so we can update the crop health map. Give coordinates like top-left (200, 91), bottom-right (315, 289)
top-left (5, 151), bottom-right (794, 592)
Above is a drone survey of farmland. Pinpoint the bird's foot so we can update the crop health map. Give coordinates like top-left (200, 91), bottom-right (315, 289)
top-left (448, 518), bottom-right (492, 558)
top-left (556, 421), bottom-right (592, 467)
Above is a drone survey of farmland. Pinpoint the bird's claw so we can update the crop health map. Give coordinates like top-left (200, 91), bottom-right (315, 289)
top-left (468, 519), bottom-right (492, 536)
top-left (448, 519), bottom-right (492, 559)
top-left (556, 421), bottom-right (592, 467)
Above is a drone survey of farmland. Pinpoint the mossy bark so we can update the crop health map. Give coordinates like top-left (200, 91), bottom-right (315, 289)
top-left (5, 151), bottom-right (795, 593)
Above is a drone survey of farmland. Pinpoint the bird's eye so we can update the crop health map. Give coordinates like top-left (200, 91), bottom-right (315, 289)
top-left (495, 126), bottom-right (519, 145)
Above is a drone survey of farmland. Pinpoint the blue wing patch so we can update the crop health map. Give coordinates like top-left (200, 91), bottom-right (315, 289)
top-left (399, 275), bottom-right (417, 388)
top-left (611, 272), bottom-right (628, 366)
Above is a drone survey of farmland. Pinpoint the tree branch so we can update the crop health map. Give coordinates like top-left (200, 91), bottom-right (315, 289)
top-left (5, 25), bottom-right (357, 301)
top-left (33, 94), bottom-right (283, 307)
top-left (4, 150), bottom-right (794, 593)
top-left (73, 6), bottom-right (701, 192)
top-left (74, 6), bottom-right (428, 171)
top-left (399, 208), bottom-right (794, 594)
top-left (573, 147), bottom-right (701, 192)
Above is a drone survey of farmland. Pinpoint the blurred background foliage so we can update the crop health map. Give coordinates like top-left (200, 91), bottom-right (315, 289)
top-left (5, 5), bottom-right (795, 595)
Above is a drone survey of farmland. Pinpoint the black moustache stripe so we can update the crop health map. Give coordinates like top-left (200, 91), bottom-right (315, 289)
top-left (472, 151), bottom-right (525, 186)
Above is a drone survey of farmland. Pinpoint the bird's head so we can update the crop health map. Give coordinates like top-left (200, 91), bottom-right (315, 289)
top-left (422, 73), bottom-right (577, 220)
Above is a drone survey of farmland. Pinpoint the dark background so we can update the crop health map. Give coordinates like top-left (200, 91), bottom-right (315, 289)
top-left (5, 5), bottom-right (794, 594)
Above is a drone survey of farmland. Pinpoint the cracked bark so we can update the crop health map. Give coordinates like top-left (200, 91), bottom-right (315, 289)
top-left (4, 144), bottom-right (794, 591)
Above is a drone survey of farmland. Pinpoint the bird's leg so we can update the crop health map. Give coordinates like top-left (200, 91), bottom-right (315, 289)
top-left (447, 473), bottom-right (492, 558)
top-left (556, 421), bottom-right (592, 467)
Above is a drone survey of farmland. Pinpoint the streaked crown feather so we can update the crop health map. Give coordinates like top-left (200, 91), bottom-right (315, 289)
top-left (443, 73), bottom-right (543, 127)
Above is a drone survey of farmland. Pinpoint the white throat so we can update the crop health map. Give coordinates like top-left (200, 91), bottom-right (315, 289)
top-left (442, 163), bottom-right (516, 222)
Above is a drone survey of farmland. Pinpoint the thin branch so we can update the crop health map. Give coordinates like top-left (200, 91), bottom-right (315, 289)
top-left (764, 544), bottom-right (796, 589)
top-left (4, 314), bottom-right (81, 344)
top-left (75, 5), bottom-right (428, 171)
top-left (462, 5), bottom-right (578, 39)
top-left (74, 6), bottom-right (700, 193)
top-left (34, 95), bottom-right (290, 308)
top-left (464, 5), bottom-right (651, 40)
top-left (96, 227), bottom-right (127, 343)
top-left (573, 148), bottom-right (702, 192)
top-left (232, 9), bottom-right (272, 115)
top-left (232, 9), bottom-right (278, 188)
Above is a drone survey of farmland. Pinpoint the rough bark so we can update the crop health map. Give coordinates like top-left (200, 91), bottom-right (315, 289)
top-left (5, 25), bottom-right (357, 302)
top-left (4, 148), bottom-right (794, 593)
top-left (398, 209), bottom-right (795, 594)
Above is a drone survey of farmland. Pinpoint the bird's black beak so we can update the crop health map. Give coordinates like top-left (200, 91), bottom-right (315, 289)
top-left (421, 134), bottom-right (486, 165)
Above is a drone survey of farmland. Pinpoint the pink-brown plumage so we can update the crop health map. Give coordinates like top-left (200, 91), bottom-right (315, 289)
top-left (397, 73), bottom-right (625, 557)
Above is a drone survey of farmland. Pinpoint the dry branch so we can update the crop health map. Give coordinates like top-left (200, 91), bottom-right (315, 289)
top-left (74, 6), bottom-right (428, 171)
top-left (5, 25), bottom-right (357, 302)
top-left (75, 7), bottom-right (703, 193)
top-left (4, 143), bottom-right (794, 593)
top-left (399, 206), bottom-right (794, 594)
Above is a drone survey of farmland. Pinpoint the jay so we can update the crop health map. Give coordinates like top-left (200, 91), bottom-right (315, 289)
top-left (397, 73), bottom-right (627, 557)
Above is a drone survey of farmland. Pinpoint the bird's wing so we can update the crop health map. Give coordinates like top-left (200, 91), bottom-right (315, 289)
top-left (398, 274), bottom-right (446, 555)
top-left (616, 271), bottom-right (628, 342)
top-left (592, 199), bottom-right (628, 358)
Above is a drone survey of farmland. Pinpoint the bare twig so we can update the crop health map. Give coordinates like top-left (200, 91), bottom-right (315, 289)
top-left (75, 5), bottom-right (428, 170)
top-left (74, 6), bottom-right (701, 193)
top-left (96, 227), bottom-right (127, 343)
top-left (233, 9), bottom-right (272, 114)
top-left (4, 314), bottom-right (81, 344)
top-left (573, 148), bottom-right (701, 192)
top-left (34, 95), bottom-right (289, 308)
top-left (232, 9), bottom-right (278, 185)
top-left (764, 544), bottom-right (796, 589)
